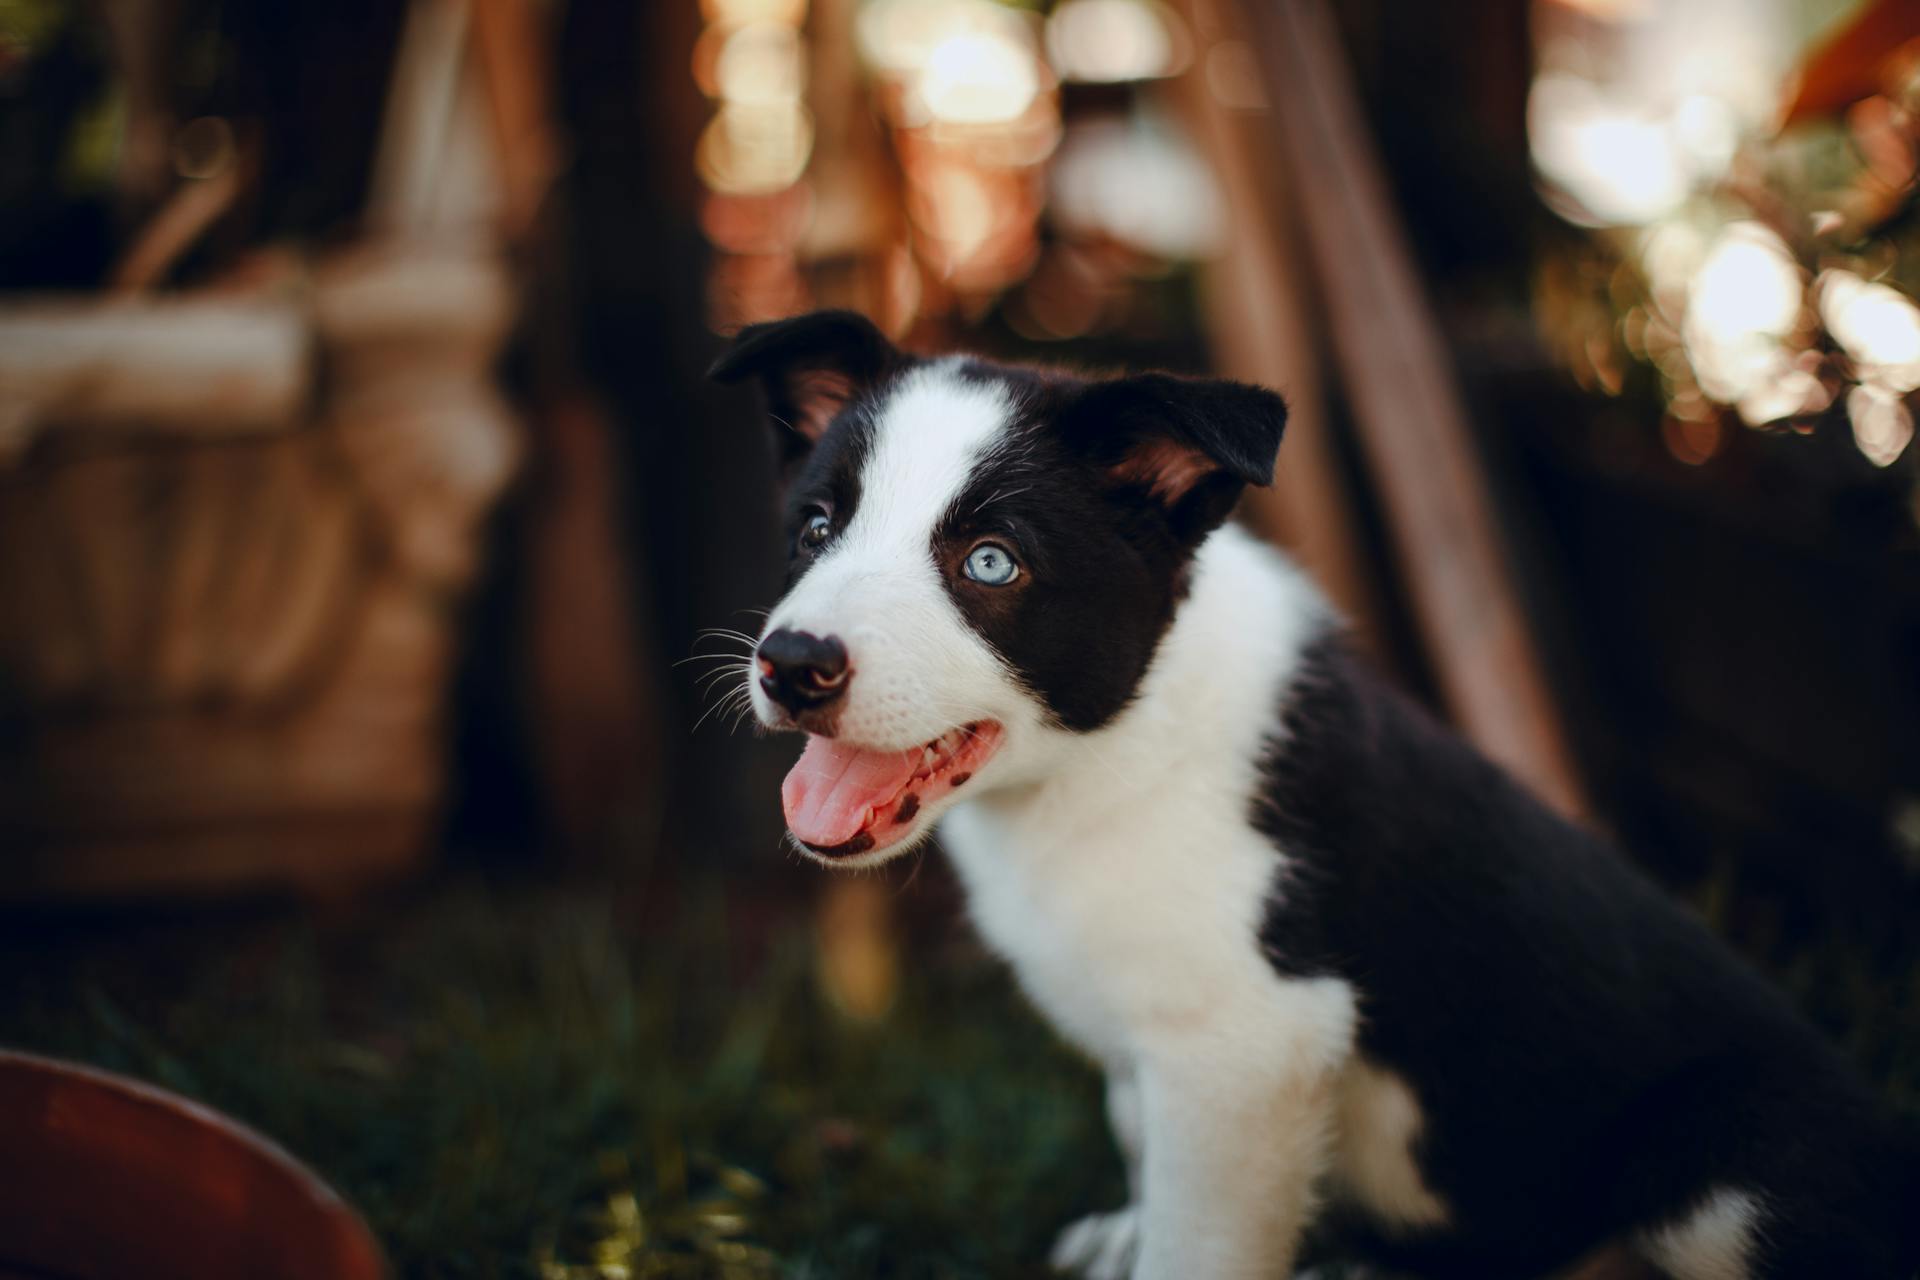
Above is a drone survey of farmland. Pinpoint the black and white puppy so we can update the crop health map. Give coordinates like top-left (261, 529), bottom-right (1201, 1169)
top-left (711, 310), bottom-right (1920, 1279)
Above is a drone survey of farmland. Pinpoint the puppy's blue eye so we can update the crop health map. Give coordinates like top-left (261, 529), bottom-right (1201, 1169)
top-left (963, 542), bottom-right (1019, 586)
top-left (799, 512), bottom-right (832, 549)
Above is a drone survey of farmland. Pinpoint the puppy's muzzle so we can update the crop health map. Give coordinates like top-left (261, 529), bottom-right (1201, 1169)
top-left (756, 628), bottom-right (851, 718)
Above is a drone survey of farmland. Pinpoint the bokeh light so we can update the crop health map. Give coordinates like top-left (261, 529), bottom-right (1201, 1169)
top-left (703, 0), bottom-right (808, 24)
top-left (1821, 269), bottom-right (1920, 395)
top-left (1045, 0), bottom-right (1186, 85)
top-left (1681, 222), bottom-right (1801, 419)
top-left (1529, 0), bottom-right (1790, 227)
top-left (713, 23), bottom-right (808, 109)
top-left (916, 29), bottom-right (1040, 126)
top-left (1531, 0), bottom-right (1920, 484)
top-left (697, 103), bottom-right (817, 197)
top-left (855, 0), bottom-right (1029, 79)
top-left (1849, 383), bottom-right (1917, 467)
top-left (1530, 73), bottom-right (1691, 226)
top-left (1051, 114), bottom-right (1223, 261)
top-left (695, 0), bottom-right (818, 326)
top-left (696, 0), bottom-right (1233, 330)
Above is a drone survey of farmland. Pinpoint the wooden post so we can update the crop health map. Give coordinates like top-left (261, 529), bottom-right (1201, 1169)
top-left (1233, 0), bottom-right (1587, 818)
top-left (1171, 0), bottom-right (1387, 658)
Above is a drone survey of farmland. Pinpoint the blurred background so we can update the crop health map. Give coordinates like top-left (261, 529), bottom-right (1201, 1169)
top-left (1, 0), bottom-right (1917, 1275)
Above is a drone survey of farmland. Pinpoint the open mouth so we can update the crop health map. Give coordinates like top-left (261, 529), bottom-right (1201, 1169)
top-left (781, 721), bottom-right (1003, 859)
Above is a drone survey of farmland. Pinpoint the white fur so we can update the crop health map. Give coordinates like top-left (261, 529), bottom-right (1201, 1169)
top-left (942, 527), bottom-right (1359, 1278)
top-left (1637, 1187), bottom-right (1764, 1280)
top-left (757, 373), bottom-right (1386, 1273)
top-left (1329, 1059), bottom-right (1450, 1232)
top-left (1050, 1207), bottom-right (1140, 1280)
top-left (754, 363), bottom-right (1052, 867)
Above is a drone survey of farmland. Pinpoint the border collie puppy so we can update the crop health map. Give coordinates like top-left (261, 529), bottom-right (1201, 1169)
top-left (711, 310), bottom-right (1919, 1279)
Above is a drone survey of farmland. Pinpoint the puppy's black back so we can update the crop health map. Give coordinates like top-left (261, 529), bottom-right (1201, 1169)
top-left (1256, 633), bottom-right (1919, 1275)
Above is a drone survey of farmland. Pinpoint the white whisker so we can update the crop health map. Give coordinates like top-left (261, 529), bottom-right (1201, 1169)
top-left (691, 675), bottom-right (753, 735)
top-left (695, 664), bottom-right (749, 690)
top-left (674, 650), bottom-right (754, 669)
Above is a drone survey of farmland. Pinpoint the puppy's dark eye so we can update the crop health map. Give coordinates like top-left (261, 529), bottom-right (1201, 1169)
top-left (799, 511), bottom-right (832, 550)
top-left (963, 541), bottom-right (1019, 586)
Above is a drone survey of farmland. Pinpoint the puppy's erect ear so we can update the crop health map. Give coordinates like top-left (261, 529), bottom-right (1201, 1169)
top-left (708, 310), bottom-right (899, 475)
top-left (1059, 373), bottom-right (1287, 545)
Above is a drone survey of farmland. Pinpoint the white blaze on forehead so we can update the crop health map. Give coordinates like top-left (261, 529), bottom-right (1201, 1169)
top-left (844, 360), bottom-right (1017, 553)
top-left (759, 360), bottom-right (1028, 753)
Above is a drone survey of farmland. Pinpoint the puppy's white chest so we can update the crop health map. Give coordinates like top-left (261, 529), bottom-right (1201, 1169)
top-left (940, 791), bottom-right (1298, 1068)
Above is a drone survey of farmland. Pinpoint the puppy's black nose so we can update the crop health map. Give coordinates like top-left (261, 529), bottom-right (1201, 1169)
top-left (757, 628), bottom-right (851, 715)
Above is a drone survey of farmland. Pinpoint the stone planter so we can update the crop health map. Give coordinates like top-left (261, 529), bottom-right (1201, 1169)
top-left (0, 245), bottom-right (519, 899)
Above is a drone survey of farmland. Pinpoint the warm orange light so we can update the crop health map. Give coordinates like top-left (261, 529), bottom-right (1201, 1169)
top-left (701, 0), bottom-right (807, 27)
top-left (709, 252), bottom-right (812, 329)
top-left (1661, 413), bottom-right (1725, 465)
top-left (714, 22), bottom-right (808, 108)
top-left (1014, 247), bottom-right (1110, 339)
top-left (697, 104), bottom-right (815, 197)
top-left (701, 185), bottom-right (814, 255)
top-left (1045, 0), bottom-right (1187, 85)
top-left (907, 160), bottom-right (999, 260)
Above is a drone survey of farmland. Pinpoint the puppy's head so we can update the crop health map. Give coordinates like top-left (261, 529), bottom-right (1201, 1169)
top-left (711, 310), bottom-right (1286, 868)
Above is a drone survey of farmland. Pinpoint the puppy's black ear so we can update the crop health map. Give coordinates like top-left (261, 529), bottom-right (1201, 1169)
top-left (708, 310), bottom-right (900, 475)
top-left (1059, 373), bottom-right (1287, 545)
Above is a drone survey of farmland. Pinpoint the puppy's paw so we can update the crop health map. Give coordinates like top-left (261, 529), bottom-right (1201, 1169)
top-left (1050, 1207), bottom-right (1140, 1280)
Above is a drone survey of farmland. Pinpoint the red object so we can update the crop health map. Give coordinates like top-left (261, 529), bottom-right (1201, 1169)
top-left (1784, 0), bottom-right (1920, 124)
top-left (0, 1050), bottom-right (385, 1280)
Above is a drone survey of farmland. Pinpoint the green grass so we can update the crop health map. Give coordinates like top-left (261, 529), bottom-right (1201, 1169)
top-left (2, 875), bottom-right (1122, 1279)
top-left (4, 860), bottom-right (1915, 1279)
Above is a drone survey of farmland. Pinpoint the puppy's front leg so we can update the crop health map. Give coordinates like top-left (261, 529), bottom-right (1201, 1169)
top-left (1108, 1068), bottom-right (1144, 1198)
top-left (1052, 1069), bottom-right (1145, 1279)
top-left (1132, 1049), bottom-right (1338, 1280)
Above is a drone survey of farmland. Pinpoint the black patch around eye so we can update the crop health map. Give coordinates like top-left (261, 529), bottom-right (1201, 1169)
top-left (935, 368), bottom-right (1189, 733)
top-left (780, 395), bottom-right (881, 578)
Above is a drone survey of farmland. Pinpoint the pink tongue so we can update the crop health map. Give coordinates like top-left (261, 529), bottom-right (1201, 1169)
top-left (782, 735), bottom-right (921, 847)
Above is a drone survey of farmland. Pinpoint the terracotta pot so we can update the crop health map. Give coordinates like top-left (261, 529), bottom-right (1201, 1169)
top-left (0, 1050), bottom-right (384, 1280)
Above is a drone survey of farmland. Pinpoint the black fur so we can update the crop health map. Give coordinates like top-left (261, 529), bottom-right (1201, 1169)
top-left (779, 404), bottom-right (881, 590)
top-left (933, 365), bottom-right (1181, 731)
top-left (709, 317), bottom-right (1287, 734)
top-left (929, 361), bottom-right (1285, 731)
top-left (1054, 371), bottom-right (1288, 546)
top-left (713, 315), bottom-right (1920, 1274)
top-left (1258, 634), bottom-right (1920, 1277)
top-left (708, 310), bottom-right (900, 479)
